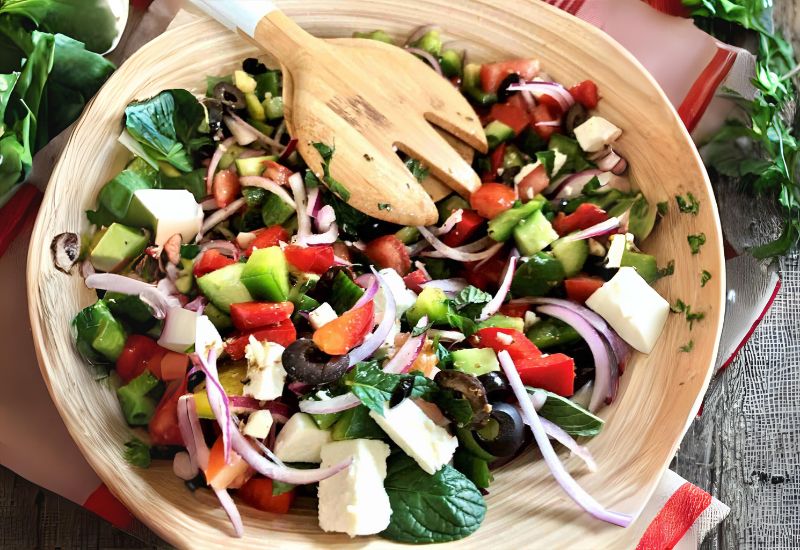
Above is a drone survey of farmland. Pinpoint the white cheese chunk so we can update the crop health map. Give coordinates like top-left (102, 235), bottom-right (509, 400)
top-left (243, 339), bottom-right (286, 401)
top-left (128, 189), bottom-right (203, 246)
top-left (376, 268), bottom-right (417, 317)
top-left (274, 413), bottom-right (332, 463)
top-left (157, 307), bottom-right (199, 353)
top-left (573, 116), bottom-right (623, 153)
top-left (585, 266), bottom-right (669, 353)
top-left (604, 233), bottom-right (630, 268)
top-left (242, 410), bottom-right (274, 439)
top-left (551, 150), bottom-right (568, 176)
top-left (318, 439), bottom-right (392, 537)
top-left (309, 302), bottom-right (338, 330)
top-left (524, 311), bottom-right (540, 331)
top-left (369, 399), bottom-right (458, 475)
top-left (513, 161), bottom-right (541, 185)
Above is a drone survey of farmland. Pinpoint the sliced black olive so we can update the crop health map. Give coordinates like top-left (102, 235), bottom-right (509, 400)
top-left (203, 98), bottom-right (225, 134)
top-left (187, 370), bottom-right (206, 393)
top-left (434, 370), bottom-right (492, 428)
top-left (282, 338), bottom-right (350, 385)
top-left (184, 471), bottom-right (206, 492)
top-left (390, 378), bottom-right (415, 408)
top-left (565, 103), bottom-right (589, 134)
top-left (50, 232), bottom-right (80, 274)
top-left (475, 402), bottom-right (524, 457)
top-left (243, 57), bottom-right (268, 75)
top-left (497, 73), bottom-right (521, 103)
top-left (478, 372), bottom-right (511, 401)
top-left (213, 81), bottom-right (246, 110)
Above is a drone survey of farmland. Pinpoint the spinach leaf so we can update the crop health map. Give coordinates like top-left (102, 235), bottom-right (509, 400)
top-left (528, 388), bottom-right (604, 437)
top-left (343, 362), bottom-right (437, 416)
top-left (124, 90), bottom-right (206, 173)
top-left (380, 454), bottom-right (486, 544)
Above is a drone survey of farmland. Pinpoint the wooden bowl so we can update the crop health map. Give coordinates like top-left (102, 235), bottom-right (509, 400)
top-left (27, 1), bottom-right (724, 547)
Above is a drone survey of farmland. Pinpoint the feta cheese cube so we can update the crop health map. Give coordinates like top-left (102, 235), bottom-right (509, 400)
top-left (242, 410), bottom-right (274, 439)
top-left (309, 302), bottom-right (338, 330)
top-left (369, 399), bottom-right (457, 474)
top-left (377, 268), bottom-right (417, 317)
top-left (128, 189), bottom-right (203, 246)
top-left (585, 266), bottom-right (669, 353)
top-left (274, 413), bottom-right (332, 463)
top-left (604, 233), bottom-right (631, 268)
top-left (524, 311), bottom-right (540, 331)
top-left (573, 116), bottom-right (622, 153)
top-left (157, 307), bottom-right (199, 353)
top-left (552, 150), bottom-right (568, 176)
top-left (318, 439), bottom-right (392, 537)
top-left (243, 339), bottom-right (286, 401)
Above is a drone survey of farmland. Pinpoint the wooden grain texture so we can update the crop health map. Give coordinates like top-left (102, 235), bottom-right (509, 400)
top-left (25, 2), bottom-right (724, 549)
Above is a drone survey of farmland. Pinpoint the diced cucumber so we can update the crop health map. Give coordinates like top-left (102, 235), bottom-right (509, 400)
top-left (627, 195), bottom-right (657, 242)
top-left (218, 144), bottom-right (245, 169)
top-left (551, 237), bottom-right (589, 277)
top-left (620, 250), bottom-right (658, 283)
top-left (241, 246), bottom-right (290, 302)
top-left (462, 63), bottom-right (497, 106)
top-left (261, 192), bottom-right (295, 226)
top-left (197, 263), bottom-right (253, 313)
top-left (205, 302), bottom-right (233, 331)
top-left (235, 155), bottom-right (272, 177)
top-left (245, 92), bottom-right (266, 121)
top-left (477, 314), bottom-right (524, 332)
top-left (395, 226), bottom-right (421, 245)
top-left (510, 252), bottom-right (565, 297)
top-left (503, 145), bottom-right (525, 170)
top-left (411, 29), bottom-right (442, 56)
top-left (452, 347), bottom-right (500, 376)
top-left (352, 29), bottom-right (394, 44)
top-left (484, 120), bottom-right (515, 149)
top-left (513, 209), bottom-right (559, 256)
top-left (406, 287), bottom-right (449, 326)
top-left (330, 271), bottom-right (365, 314)
top-left (174, 258), bottom-right (194, 294)
top-left (440, 49), bottom-right (463, 78)
top-left (526, 318), bottom-right (580, 349)
top-left (263, 95), bottom-right (284, 120)
top-left (488, 198), bottom-right (545, 242)
top-left (437, 195), bottom-right (470, 222)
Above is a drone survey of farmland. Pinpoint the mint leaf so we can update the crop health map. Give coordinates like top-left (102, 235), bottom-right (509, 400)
top-left (701, 269), bottom-right (712, 287)
top-left (404, 158), bottom-right (429, 182)
top-left (380, 454), bottom-right (486, 543)
top-left (452, 285), bottom-right (492, 316)
top-left (331, 405), bottom-right (386, 440)
top-left (122, 437), bottom-right (151, 468)
top-left (675, 192), bottom-right (700, 215)
top-left (687, 233), bottom-right (706, 254)
top-left (528, 388), bottom-right (604, 437)
top-left (343, 362), bottom-right (437, 416)
top-left (312, 141), bottom-right (351, 201)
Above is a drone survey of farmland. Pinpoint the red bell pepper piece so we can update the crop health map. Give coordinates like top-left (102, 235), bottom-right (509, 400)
top-left (237, 477), bottom-right (295, 514)
top-left (568, 80), bottom-right (599, 109)
top-left (284, 244), bottom-right (335, 275)
top-left (116, 334), bottom-right (168, 383)
top-left (499, 302), bottom-right (529, 318)
top-left (364, 235), bottom-right (411, 276)
top-left (552, 203), bottom-right (609, 236)
top-left (246, 225), bottom-right (291, 256)
top-left (148, 377), bottom-right (188, 446)
top-left (225, 320), bottom-right (297, 360)
top-left (194, 249), bottom-right (236, 277)
top-left (313, 301), bottom-right (375, 355)
top-left (564, 276), bottom-right (605, 304)
top-left (442, 209), bottom-right (485, 247)
top-left (230, 301), bottom-right (295, 331)
top-left (516, 353), bottom-right (575, 397)
top-left (403, 269), bottom-right (429, 294)
top-left (473, 327), bottom-right (542, 363)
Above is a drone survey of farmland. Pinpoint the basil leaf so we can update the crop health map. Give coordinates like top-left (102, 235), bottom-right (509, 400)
top-left (343, 362), bottom-right (437, 416)
top-left (528, 388), bottom-right (604, 437)
top-left (380, 454), bottom-right (486, 543)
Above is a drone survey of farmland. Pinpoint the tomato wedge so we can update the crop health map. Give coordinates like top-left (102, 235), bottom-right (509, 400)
top-left (517, 164), bottom-right (549, 202)
top-left (480, 59), bottom-right (540, 94)
top-left (551, 203), bottom-right (609, 236)
top-left (364, 235), bottom-right (411, 276)
top-left (237, 477), bottom-right (295, 514)
top-left (442, 209), bottom-right (485, 247)
top-left (564, 276), bottom-right (604, 304)
top-left (516, 353), bottom-right (576, 397)
top-left (230, 301), bottom-right (294, 331)
top-left (194, 249), bottom-right (236, 277)
top-left (213, 169), bottom-right (241, 208)
top-left (225, 320), bottom-right (297, 360)
top-left (264, 160), bottom-right (293, 187)
top-left (470, 183), bottom-right (516, 219)
top-left (247, 225), bottom-right (290, 256)
top-left (499, 302), bottom-right (529, 318)
top-left (284, 245), bottom-right (335, 275)
top-left (569, 80), bottom-right (599, 109)
top-left (148, 377), bottom-right (187, 446)
top-left (531, 103), bottom-right (560, 140)
top-left (486, 142), bottom-right (506, 182)
top-left (403, 269), bottom-right (429, 293)
top-left (205, 436), bottom-right (253, 490)
top-left (463, 251), bottom-right (506, 291)
top-left (488, 101), bottom-right (530, 135)
top-left (116, 334), bottom-right (168, 383)
top-left (313, 301), bottom-right (375, 355)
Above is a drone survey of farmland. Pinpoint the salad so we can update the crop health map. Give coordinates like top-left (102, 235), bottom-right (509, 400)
top-left (59, 26), bottom-right (679, 543)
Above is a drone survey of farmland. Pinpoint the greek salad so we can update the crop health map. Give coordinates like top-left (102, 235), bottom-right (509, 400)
top-left (60, 26), bottom-right (683, 543)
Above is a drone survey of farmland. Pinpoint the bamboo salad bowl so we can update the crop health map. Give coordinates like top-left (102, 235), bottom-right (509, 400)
top-left (27, 1), bottom-right (724, 547)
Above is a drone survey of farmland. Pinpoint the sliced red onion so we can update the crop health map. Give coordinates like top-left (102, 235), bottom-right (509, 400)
top-left (85, 273), bottom-right (178, 319)
top-left (173, 451), bottom-right (197, 481)
top-left (273, 120), bottom-right (287, 144)
top-left (405, 24), bottom-right (441, 46)
top-left (207, 137), bottom-right (236, 194)
top-left (225, 113), bottom-right (282, 151)
top-left (194, 317), bottom-right (233, 462)
top-left (185, 295), bottom-right (208, 313)
top-left (214, 487), bottom-right (244, 538)
top-left (316, 205), bottom-right (336, 233)
top-left (498, 351), bottom-right (632, 527)
top-left (178, 395), bottom-right (208, 473)
top-left (279, 138), bottom-right (298, 163)
top-left (348, 267), bottom-right (397, 366)
top-left (520, 89), bottom-right (537, 110)
top-left (406, 239), bottom-right (430, 257)
top-left (80, 260), bottom-right (96, 279)
top-left (417, 226), bottom-right (504, 262)
top-left (352, 276), bottom-right (379, 310)
top-left (299, 392), bottom-right (361, 415)
top-left (262, 401), bottom-right (292, 423)
top-left (287, 380), bottom-right (312, 395)
top-left (414, 261), bottom-right (432, 280)
top-left (239, 148), bottom-right (270, 159)
top-left (428, 329), bottom-right (465, 343)
top-left (560, 217), bottom-right (620, 243)
top-left (383, 318), bottom-right (428, 374)
top-left (200, 197), bottom-right (219, 211)
top-left (536, 305), bottom-right (614, 413)
top-left (355, 273), bottom-right (376, 288)
top-left (196, 197), bottom-right (247, 243)
top-left (595, 149), bottom-right (621, 172)
top-left (199, 239), bottom-right (240, 259)
top-left (534, 120), bottom-right (561, 127)
top-left (303, 223), bottom-right (339, 245)
top-left (288, 172), bottom-right (313, 244)
top-left (539, 417), bottom-right (597, 472)
top-left (478, 256), bottom-right (517, 321)
top-left (239, 176), bottom-right (296, 208)
top-left (508, 81), bottom-right (575, 112)
top-left (306, 186), bottom-right (321, 218)
top-left (551, 169), bottom-right (604, 199)
top-left (252, 436), bottom-right (285, 467)
top-left (420, 278), bottom-right (469, 293)
top-left (228, 395), bottom-right (264, 412)
top-left (433, 209), bottom-right (463, 236)
top-left (406, 47), bottom-right (443, 76)
top-left (333, 255), bottom-right (352, 266)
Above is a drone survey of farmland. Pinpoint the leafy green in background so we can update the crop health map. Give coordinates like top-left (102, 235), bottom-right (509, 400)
top-left (683, 0), bottom-right (800, 257)
top-left (0, 1), bottom-right (116, 205)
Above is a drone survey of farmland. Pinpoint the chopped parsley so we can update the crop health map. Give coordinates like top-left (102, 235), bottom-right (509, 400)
top-left (312, 141), bottom-right (351, 201)
top-left (655, 259), bottom-right (675, 280)
top-left (378, 202), bottom-right (392, 211)
top-left (679, 340), bottom-right (694, 353)
top-left (404, 158), bottom-right (429, 182)
top-left (675, 192), bottom-right (700, 215)
top-left (657, 201), bottom-right (669, 216)
top-left (671, 299), bottom-right (706, 329)
top-left (687, 233), bottom-right (706, 254)
top-left (123, 437), bottom-right (151, 468)
top-left (701, 270), bottom-right (712, 287)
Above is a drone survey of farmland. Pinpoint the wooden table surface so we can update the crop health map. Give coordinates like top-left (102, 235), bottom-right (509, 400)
top-left (3, 2), bottom-right (800, 549)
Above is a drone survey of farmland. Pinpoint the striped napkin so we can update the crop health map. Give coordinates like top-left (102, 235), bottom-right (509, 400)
top-left (1, 0), bottom-right (776, 546)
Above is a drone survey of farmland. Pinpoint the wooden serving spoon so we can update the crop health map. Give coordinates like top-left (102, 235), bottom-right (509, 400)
top-left (191, 0), bottom-right (487, 226)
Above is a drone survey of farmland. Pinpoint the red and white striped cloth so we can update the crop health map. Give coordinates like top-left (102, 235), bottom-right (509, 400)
top-left (0, 0), bottom-right (779, 545)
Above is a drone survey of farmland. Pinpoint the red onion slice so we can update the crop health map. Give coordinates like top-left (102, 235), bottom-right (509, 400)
top-left (299, 392), bottom-right (361, 415)
top-left (406, 47), bottom-right (443, 76)
top-left (206, 137), bottom-right (236, 195)
top-left (420, 278), bottom-right (469, 293)
top-left (383, 318), bottom-right (428, 374)
top-left (225, 113), bottom-right (283, 151)
top-left (178, 395), bottom-right (209, 472)
top-left (478, 255), bottom-right (517, 321)
top-left (428, 329), bottom-right (465, 343)
top-left (352, 275), bottom-right (379, 310)
top-left (417, 226), bottom-right (504, 262)
top-left (534, 120), bottom-right (561, 127)
top-left (288, 172), bottom-right (313, 244)
top-left (303, 223), bottom-right (339, 245)
top-left (406, 239), bottom-right (431, 257)
top-left (184, 295), bottom-right (208, 313)
top-left (200, 197), bottom-right (219, 211)
top-left (507, 81), bottom-right (575, 112)
top-left (498, 351), bottom-right (632, 527)
top-left (173, 451), bottom-right (197, 481)
top-left (560, 217), bottom-right (620, 243)
top-left (535, 305), bottom-right (613, 413)
top-left (213, 487), bottom-right (244, 538)
top-left (197, 197), bottom-right (247, 243)
top-left (306, 186), bottom-right (321, 218)
top-left (539, 417), bottom-right (597, 472)
top-left (432, 208), bottom-right (463, 236)
top-left (194, 317), bottom-right (234, 462)
top-left (239, 176), bottom-right (296, 208)
top-left (279, 138), bottom-right (298, 163)
top-left (348, 267), bottom-right (397, 366)
top-left (84, 273), bottom-right (178, 319)
top-left (551, 169), bottom-right (604, 199)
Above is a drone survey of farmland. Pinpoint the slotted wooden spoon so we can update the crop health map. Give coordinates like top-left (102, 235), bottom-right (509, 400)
top-left (192, 0), bottom-right (486, 226)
